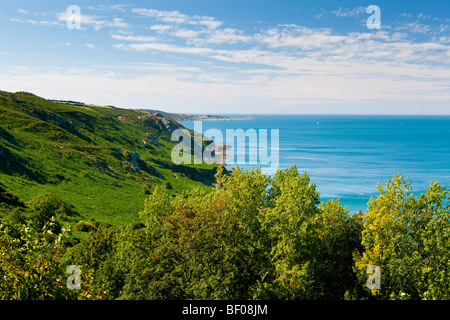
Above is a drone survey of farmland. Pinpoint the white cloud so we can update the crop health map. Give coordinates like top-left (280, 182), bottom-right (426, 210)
top-left (110, 18), bottom-right (128, 29)
top-left (149, 24), bottom-right (173, 33)
top-left (118, 42), bottom-right (214, 55)
top-left (94, 4), bottom-right (129, 13)
top-left (17, 9), bottom-right (31, 15)
top-left (200, 28), bottom-right (253, 44)
top-left (6, 7), bottom-right (450, 114)
top-left (114, 16), bottom-right (450, 71)
top-left (148, 23), bottom-right (251, 45)
top-left (332, 6), bottom-right (366, 18)
top-left (396, 22), bottom-right (432, 34)
top-left (10, 17), bottom-right (62, 27)
top-left (56, 12), bottom-right (128, 31)
top-left (86, 43), bottom-right (96, 49)
top-left (132, 8), bottom-right (189, 24)
top-left (394, 13), bottom-right (450, 35)
top-left (11, 11), bottom-right (129, 31)
top-left (132, 8), bottom-right (222, 29)
top-left (399, 13), bottom-right (413, 19)
top-left (1, 65), bottom-right (449, 115)
top-left (255, 25), bottom-right (346, 49)
top-left (173, 28), bottom-right (201, 39)
top-left (111, 34), bottom-right (158, 42)
top-left (111, 62), bottom-right (202, 73)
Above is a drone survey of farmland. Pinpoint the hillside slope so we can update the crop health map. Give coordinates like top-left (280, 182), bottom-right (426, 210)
top-left (0, 90), bottom-right (219, 226)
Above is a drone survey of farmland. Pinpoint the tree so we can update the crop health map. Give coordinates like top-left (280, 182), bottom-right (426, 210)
top-left (260, 166), bottom-right (320, 299)
top-left (0, 218), bottom-right (100, 300)
top-left (355, 174), bottom-right (450, 299)
top-left (310, 200), bottom-right (363, 299)
top-left (122, 166), bottom-right (271, 299)
top-left (118, 165), bottom-right (363, 300)
top-left (67, 223), bottom-right (120, 299)
top-left (259, 166), bottom-right (362, 299)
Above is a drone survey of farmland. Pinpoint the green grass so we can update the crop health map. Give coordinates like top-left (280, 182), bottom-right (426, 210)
top-left (0, 90), bottom-right (219, 228)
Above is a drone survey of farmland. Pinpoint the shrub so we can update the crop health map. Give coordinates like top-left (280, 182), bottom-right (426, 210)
top-left (27, 193), bottom-right (75, 230)
top-left (74, 221), bottom-right (96, 232)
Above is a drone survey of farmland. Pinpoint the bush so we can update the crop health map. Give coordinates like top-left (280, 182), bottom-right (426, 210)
top-left (27, 193), bottom-right (75, 230)
top-left (74, 221), bottom-right (96, 232)
top-left (0, 218), bottom-right (102, 300)
top-left (355, 175), bottom-right (450, 300)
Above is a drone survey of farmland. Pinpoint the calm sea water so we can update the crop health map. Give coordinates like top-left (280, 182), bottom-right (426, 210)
top-left (180, 115), bottom-right (450, 214)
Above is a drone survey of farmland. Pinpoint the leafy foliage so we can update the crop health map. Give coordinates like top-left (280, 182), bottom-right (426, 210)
top-left (26, 193), bottom-right (75, 231)
top-left (354, 174), bottom-right (450, 299)
top-left (99, 166), bottom-right (364, 300)
top-left (0, 218), bottom-right (101, 300)
top-left (1, 167), bottom-right (449, 300)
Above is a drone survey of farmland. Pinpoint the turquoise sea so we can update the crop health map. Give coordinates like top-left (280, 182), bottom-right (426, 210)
top-left (180, 115), bottom-right (450, 214)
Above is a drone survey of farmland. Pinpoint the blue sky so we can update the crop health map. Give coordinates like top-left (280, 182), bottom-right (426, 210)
top-left (0, 0), bottom-right (449, 114)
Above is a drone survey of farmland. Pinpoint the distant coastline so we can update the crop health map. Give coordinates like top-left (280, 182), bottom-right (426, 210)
top-left (139, 109), bottom-right (260, 121)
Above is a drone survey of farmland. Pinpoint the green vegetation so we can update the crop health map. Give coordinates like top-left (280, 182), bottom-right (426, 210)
top-left (2, 165), bottom-right (450, 300)
top-left (354, 174), bottom-right (450, 299)
top-left (1, 90), bottom-right (449, 300)
top-left (0, 90), bottom-right (218, 228)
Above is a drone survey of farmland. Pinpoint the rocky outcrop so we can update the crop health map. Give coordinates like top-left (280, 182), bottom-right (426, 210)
top-left (94, 160), bottom-right (119, 177)
top-left (127, 151), bottom-right (166, 180)
top-left (161, 118), bottom-right (178, 132)
top-left (146, 133), bottom-right (159, 145)
top-left (129, 152), bottom-right (141, 168)
top-left (48, 112), bottom-right (73, 130)
top-left (152, 112), bottom-right (179, 132)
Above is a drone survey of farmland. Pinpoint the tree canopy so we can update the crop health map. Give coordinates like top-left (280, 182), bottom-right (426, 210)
top-left (1, 166), bottom-right (449, 300)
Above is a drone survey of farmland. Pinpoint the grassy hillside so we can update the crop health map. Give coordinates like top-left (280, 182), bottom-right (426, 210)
top-left (0, 90), bottom-right (219, 228)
